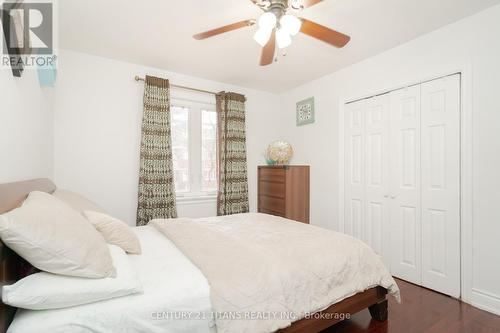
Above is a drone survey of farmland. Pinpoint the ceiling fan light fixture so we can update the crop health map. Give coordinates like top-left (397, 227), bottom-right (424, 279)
top-left (280, 15), bottom-right (302, 36)
top-left (254, 27), bottom-right (273, 47)
top-left (276, 28), bottom-right (292, 49)
top-left (258, 12), bottom-right (277, 30)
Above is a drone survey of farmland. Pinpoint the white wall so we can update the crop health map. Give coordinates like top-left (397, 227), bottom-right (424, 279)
top-left (0, 69), bottom-right (54, 183)
top-left (279, 5), bottom-right (500, 315)
top-left (53, 50), bottom-right (282, 225)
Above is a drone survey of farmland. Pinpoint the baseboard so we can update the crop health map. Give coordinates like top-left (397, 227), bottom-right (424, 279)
top-left (470, 289), bottom-right (500, 316)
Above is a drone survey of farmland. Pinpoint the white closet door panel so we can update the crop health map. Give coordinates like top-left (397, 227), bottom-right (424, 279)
top-left (421, 74), bottom-right (461, 297)
top-left (389, 85), bottom-right (422, 285)
top-left (364, 94), bottom-right (390, 265)
top-left (344, 100), bottom-right (366, 239)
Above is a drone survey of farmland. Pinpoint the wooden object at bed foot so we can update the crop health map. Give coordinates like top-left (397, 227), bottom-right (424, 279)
top-left (276, 286), bottom-right (388, 333)
top-left (369, 299), bottom-right (388, 321)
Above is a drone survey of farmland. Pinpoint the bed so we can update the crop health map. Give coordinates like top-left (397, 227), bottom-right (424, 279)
top-left (0, 179), bottom-right (399, 333)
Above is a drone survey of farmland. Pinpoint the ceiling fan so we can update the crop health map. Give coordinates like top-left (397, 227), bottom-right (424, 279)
top-left (193, 0), bottom-right (351, 66)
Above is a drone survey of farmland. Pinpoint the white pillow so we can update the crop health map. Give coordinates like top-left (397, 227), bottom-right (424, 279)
top-left (2, 245), bottom-right (143, 310)
top-left (53, 189), bottom-right (105, 214)
top-left (83, 211), bottom-right (142, 254)
top-left (0, 191), bottom-right (115, 278)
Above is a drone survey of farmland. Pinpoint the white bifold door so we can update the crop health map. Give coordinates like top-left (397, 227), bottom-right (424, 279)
top-left (344, 94), bottom-right (391, 267)
top-left (344, 74), bottom-right (461, 297)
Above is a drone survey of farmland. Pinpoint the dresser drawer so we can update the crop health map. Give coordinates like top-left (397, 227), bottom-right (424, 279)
top-left (258, 168), bottom-right (285, 182)
top-left (259, 181), bottom-right (285, 198)
top-left (259, 196), bottom-right (285, 214)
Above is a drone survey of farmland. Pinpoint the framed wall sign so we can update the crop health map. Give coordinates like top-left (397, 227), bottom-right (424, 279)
top-left (296, 97), bottom-right (315, 126)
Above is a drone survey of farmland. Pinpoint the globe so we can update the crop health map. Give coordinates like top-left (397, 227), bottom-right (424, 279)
top-left (267, 141), bottom-right (293, 165)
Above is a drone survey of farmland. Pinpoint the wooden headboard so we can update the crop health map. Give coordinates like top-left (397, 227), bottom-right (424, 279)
top-left (0, 179), bottom-right (56, 332)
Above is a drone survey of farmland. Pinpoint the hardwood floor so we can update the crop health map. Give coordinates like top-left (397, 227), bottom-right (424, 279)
top-left (322, 278), bottom-right (500, 333)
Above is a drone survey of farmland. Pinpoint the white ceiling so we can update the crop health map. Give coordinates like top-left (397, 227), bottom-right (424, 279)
top-left (59, 0), bottom-right (500, 93)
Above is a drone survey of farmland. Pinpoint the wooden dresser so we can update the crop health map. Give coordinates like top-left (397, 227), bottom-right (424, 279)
top-left (258, 165), bottom-right (310, 223)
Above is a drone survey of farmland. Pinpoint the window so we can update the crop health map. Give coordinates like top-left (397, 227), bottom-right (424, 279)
top-left (201, 110), bottom-right (217, 192)
top-left (171, 106), bottom-right (190, 193)
top-left (170, 99), bottom-right (217, 198)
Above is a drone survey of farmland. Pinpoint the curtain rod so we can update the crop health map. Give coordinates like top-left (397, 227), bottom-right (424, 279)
top-left (134, 76), bottom-right (217, 96)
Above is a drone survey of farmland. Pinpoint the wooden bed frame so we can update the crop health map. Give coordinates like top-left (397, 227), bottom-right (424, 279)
top-left (0, 179), bottom-right (388, 333)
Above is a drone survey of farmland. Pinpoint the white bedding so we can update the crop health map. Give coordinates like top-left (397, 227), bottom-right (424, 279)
top-left (7, 226), bottom-right (215, 333)
top-left (152, 214), bottom-right (400, 333)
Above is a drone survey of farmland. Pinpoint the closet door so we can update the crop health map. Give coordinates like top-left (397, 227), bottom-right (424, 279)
top-left (364, 94), bottom-right (390, 264)
top-left (421, 74), bottom-right (461, 297)
top-left (389, 85), bottom-right (422, 285)
top-left (344, 99), bottom-right (366, 239)
top-left (345, 96), bottom-right (390, 265)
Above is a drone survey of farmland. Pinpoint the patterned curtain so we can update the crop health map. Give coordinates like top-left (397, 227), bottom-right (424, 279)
top-left (216, 92), bottom-right (249, 216)
top-left (136, 75), bottom-right (177, 226)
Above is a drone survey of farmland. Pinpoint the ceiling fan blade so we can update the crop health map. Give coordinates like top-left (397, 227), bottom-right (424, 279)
top-left (260, 29), bottom-right (276, 66)
top-left (302, 0), bottom-right (323, 7)
top-left (300, 18), bottom-right (350, 48)
top-left (193, 20), bottom-right (256, 40)
top-left (291, 0), bottom-right (323, 9)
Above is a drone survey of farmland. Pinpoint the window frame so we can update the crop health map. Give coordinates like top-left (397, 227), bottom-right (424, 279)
top-left (170, 97), bottom-right (218, 201)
